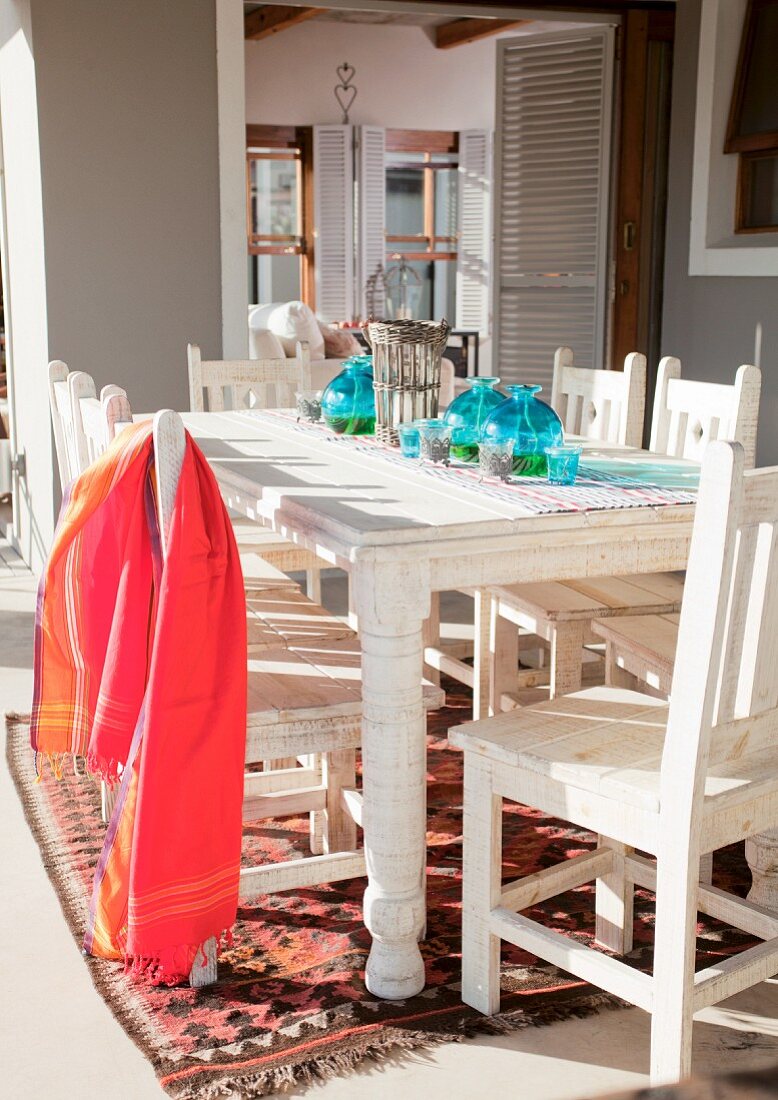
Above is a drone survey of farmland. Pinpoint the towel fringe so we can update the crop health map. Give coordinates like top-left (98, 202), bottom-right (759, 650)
top-left (119, 927), bottom-right (233, 986)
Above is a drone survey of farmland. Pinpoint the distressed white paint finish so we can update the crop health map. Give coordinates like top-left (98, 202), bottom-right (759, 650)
top-left (451, 442), bottom-right (778, 1084)
top-left (551, 347), bottom-right (646, 447)
top-left (182, 410), bottom-right (701, 998)
top-left (485, 356), bottom-right (762, 713)
top-left (186, 342), bottom-right (324, 597)
top-left (650, 359), bottom-right (761, 467)
top-left (187, 341), bottom-right (312, 413)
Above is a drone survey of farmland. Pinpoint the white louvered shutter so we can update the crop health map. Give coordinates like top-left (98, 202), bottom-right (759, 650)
top-left (356, 126), bottom-right (386, 319)
top-left (492, 28), bottom-right (615, 388)
top-left (456, 130), bottom-right (492, 336)
top-left (313, 125), bottom-right (354, 322)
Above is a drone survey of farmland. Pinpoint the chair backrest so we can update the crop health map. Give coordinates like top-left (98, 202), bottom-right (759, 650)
top-left (77, 386), bottom-right (133, 468)
top-left (47, 361), bottom-right (97, 489)
top-left (661, 441), bottom-right (778, 828)
top-left (649, 358), bottom-right (761, 467)
top-left (550, 347), bottom-right (646, 447)
top-left (153, 409), bottom-right (186, 557)
top-left (187, 341), bottom-right (312, 413)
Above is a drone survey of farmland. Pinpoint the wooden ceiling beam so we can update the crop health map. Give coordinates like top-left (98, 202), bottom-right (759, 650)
top-left (436, 17), bottom-right (531, 50)
top-left (245, 6), bottom-right (324, 42)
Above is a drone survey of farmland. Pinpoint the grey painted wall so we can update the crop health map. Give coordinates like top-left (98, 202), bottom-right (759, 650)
top-left (33, 0), bottom-right (223, 407)
top-left (661, 0), bottom-right (778, 465)
top-left (0, 0), bottom-right (224, 568)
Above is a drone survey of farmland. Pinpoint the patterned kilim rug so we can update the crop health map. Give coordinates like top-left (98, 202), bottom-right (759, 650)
top-left (6, 689), bottom-right (757, 1100)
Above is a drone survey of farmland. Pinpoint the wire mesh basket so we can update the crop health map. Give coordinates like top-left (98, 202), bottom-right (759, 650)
top-left (364, 318), bottom-right (451, 445)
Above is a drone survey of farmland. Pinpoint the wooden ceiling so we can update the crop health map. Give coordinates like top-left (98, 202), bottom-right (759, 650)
top-left (244, 3), bottom-right (674, 47)
top-left (243, 6), bottom-right (529, 47)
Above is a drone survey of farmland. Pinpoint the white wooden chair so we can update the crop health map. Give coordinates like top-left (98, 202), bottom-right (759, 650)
top-left (187, 342), bottom-right (325, 602)
top-left (153, 411), bottom-right (444, 988)
top-left (48, 361), bottom-right (96, 487)
top-left (589, 360), bottom-right (763, 696)
top-left (450, 440), bottom-right (778, 1085)
top-left (48, 365), bottom-right (137, 823)
top-left (486, 357), bottom-right (762, 714)
top-left (551, 346), bottom-right (646, 446)
top-left (650, 358), bottom-right (761, 466)
top-left (423, 350), bottom-right (648, 717)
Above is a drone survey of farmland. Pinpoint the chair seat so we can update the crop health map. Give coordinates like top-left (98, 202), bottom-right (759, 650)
top-left (592, 613), bottom-right (678, 692)
top-left (233, 519), bottom-right (321, 571)
top-left (240, 551), bottom-right (303, 592)
top-left (248, 634), bottom-right (445, 731)
top-left (246, 587), bottom-right (354, 654)
top-left (449, 686), bottom-right (778, 815)
top-left (492, 573), bottom-right (684, 624)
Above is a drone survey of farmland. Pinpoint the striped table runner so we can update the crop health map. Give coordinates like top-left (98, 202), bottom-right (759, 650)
top-left (243, 411), bottom-right (698, 518)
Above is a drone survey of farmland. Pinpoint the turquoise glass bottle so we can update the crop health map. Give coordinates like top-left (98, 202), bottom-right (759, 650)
top-left (443, 377), bottom-right (504, 462)
top-left (481, 384), bottom-right (564, 476)
top-left (321, 355), bottom-right (376, 435)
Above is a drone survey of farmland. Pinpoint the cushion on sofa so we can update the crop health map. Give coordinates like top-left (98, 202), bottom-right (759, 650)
top-left (318, 323), bottom-right (362, 359)
top-left (267, 301), bottom-right (325, 360)
top-left (248, 327), bottom-right (287, 360)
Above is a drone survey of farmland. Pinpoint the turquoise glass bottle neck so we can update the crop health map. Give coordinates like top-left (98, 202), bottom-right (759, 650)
top-left (506, 384), bottom-right (542, 398)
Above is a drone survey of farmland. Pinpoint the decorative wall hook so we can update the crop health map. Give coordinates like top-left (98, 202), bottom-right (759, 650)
top-left (334, 61), bottom-right (357, 123)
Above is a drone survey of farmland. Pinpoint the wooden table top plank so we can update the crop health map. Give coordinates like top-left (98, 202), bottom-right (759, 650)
top-left (182, 412), bottom-right (698, 558)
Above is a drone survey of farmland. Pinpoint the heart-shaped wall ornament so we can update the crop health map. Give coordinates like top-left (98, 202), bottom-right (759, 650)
top-left (336, 62), bottom-right (355, 87)
top-left (334, 83), bottom-right (357, 120)
top-left (333, 62), bottom-right (357, 122)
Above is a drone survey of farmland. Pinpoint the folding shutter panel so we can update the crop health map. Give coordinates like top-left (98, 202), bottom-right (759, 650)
top-left (356, 125), bottom-right (386, 319)
top-left (456, 129), bottom-right (492, 336)
top-left (492, 28), bottom-right (615, 388)
top-left (313, 125), bottom-right (354, 322)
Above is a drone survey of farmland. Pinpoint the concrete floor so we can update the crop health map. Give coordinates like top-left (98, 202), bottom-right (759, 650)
top-left (1, 537), bottom-right (776, 1100)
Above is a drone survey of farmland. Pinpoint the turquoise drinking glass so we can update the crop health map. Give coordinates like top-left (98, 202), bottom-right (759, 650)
top-left (443, 377), bottom-right (504, 462)
top-left (481, 384), bottom-right (564, 476)
top-left (545, 443), bottom-right (582, 485)
top-left (321, 355), bottom-right (376, 435)
top-left (398, 423), bottom-right (421, 459)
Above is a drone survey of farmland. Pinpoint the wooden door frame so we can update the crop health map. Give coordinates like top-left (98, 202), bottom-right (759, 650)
top-left (611, 9), bottom-right (675, 374)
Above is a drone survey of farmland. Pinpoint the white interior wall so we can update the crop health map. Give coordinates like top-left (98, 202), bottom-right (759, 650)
top-left (245, 20), bottom-right (565, 131)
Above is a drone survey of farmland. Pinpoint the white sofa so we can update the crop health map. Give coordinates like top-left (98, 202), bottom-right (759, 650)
top-left (248, 302), bottom-right (455, 407)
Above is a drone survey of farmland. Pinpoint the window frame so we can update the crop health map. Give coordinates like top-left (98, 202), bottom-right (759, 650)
top-left (725, 0), bottom-right (778, 155)
top-left (735, 149), bottom-right (778, 233)
top-left (385, 129), bottom-right (460, 263)
top-left (245, 124), bottom-right (316, 306)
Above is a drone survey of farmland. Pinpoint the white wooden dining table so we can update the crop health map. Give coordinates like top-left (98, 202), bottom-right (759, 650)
top-left (181, 409), bottom-right (701, 1001)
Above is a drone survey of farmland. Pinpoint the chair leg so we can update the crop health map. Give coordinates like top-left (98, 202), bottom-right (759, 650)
top-left (322, 749), bottom-right (357, 853)
top-left (305, 567), bottom-right (322, 604)
top-left (595, 837), bottom-right (634, 954)
top-left (549, 621), bottom-right (585, 698)
top-left (650, 848), bottom-right (699, 1084)
top-left (101, 781), bottom-right (118, 824)
top-left (461, 754), bottom-right (502, 1016)
top-left (699, 851), bottom-right (713, 885)
top-left (189, 935), bottom-right (218, 988)
top-left (604, 640), bottom-right (641, 690)
top-left (472, 588), bottom-right (492, 719)
top-left (489, 598), bottom-right (519, 716)
top-left (422, 592), bottom-right (441, 687)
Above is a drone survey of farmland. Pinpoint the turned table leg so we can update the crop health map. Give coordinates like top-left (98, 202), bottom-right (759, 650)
top-left (355, 561), bottom-right (429, 1000)
top-left (746, 829), bottom-right (778, 910)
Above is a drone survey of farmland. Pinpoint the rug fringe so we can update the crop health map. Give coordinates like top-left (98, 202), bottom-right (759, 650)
top-left (167, 996), bottom-right (624, 1100)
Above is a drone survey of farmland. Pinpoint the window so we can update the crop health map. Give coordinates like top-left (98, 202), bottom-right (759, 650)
top-left (725, 0), bottom-right (778, 232)
top-left (384, 131), bottom-right (459, 321)
top-left (245, 125), bottom-right (313, 305)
